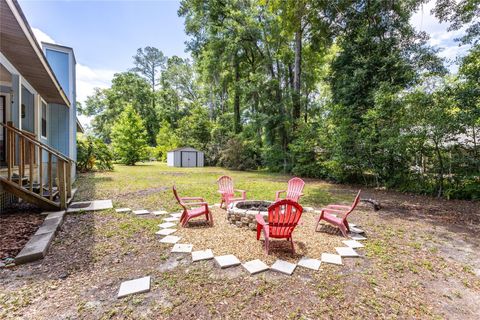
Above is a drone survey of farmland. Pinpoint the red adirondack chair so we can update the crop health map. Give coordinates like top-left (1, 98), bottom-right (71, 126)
top-left (217, 175), bottom-right (247, 209)
top-left (275, 177), bottom-right (305, 202)
top-left (256, 199), bottom-right (303, 254)
top-left (315, 190), bottom-right (361, 237)
top-left (172, 185), bottom-right (213, 227)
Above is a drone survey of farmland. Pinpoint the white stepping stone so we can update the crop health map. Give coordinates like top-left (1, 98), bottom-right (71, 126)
top-left (342, 239), bottom-right (364, 248)
top-left (321, 253), bottom-right (343, 265)
top-left (133, 209), bottom-right (150, 215)
top-left (164, 217), bottom-right (179, 222)
top-left (155, 228), bottom-right (177, 236)
top-left (349, 226), bottom-right (364, 234)
top-left (117, 276), bottom-right (150, 298)
top-left (214, 255), bottom-right (241, 269)
top-left (170, 213), bottom-right (182, 218)
top-left (158, 222), bottom-right (176, 229)
top-left (271, 259), bottom-right (297, 275)
top-left (67, 200), bottom-right (113, 213)
top-left (171, 244), bottom-right (193, 253)
top-left (192, 249), bottom-right (214, 262)
top-left (348, 233), bottom-right (367, 241)
top-left (115, 208), bottom-right (131, 213)
top-left (213, 203), bottom-right (221, 207)
top-left (297, 257), bottom-right (322, 271)
top-left (242, 259), bottom-right (269, 275)
top-left (159, 235), bottom-right (181, 244)
top-left (303, 206), bottom-right (314, 212)
top-left (152, 210), bottom-right (168, 216)
top-left (335, 247), bottom-right (359, 257)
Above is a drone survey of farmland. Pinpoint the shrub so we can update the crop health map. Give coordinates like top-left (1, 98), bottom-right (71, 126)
top-left (77, 134), bottom-right (113, 172)
top-left (219, 137), bottom-right (260, 170)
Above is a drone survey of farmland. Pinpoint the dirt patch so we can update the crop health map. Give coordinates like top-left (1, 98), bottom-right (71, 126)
top-left (115, 186), bottom-right (169, 199)
top-left (0, 210), bottom-right (44, 260)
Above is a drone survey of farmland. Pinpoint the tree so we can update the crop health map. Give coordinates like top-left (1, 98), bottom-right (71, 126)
top-left (434, 0), bottom-right (480, 44)
top-left (82, 72), bottom-right (158, 145)
top-left (156, 120), bottom-right (180, 161)
top-left (176, 106), bottom-right (211, 150)
top-left (111, 105), bottom-right (148, 165)
top-left (131, 47), bottom-right (166, 91)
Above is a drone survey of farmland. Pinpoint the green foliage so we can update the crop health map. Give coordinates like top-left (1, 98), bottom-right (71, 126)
top-left (111, 105), bottom-right (149, 165)
top-left (176, 106), bottom-right (211, 149)
top-left (219, 137), bottom-right (260, 171)
top-left (82, 72), bottom-right (157, 144)
top-left (77, 134), bottom-right (113, 172)
top-left (81, 2), bottom-right (479, 200)
top-left (155, 121), bottom-right (180, 161)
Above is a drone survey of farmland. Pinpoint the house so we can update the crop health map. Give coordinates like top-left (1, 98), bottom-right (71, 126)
top-left (0, 0), bottom-right (82, 212)
top-left (167, 147), bottom-right (204, 167)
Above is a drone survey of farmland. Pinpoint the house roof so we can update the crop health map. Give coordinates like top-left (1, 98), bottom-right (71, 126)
top-left (0, 0), bottom-right (70, 106)
top-left (76, 118), bottom-right (84, 134)
top-left (168, 147), bottom-right (201, 152)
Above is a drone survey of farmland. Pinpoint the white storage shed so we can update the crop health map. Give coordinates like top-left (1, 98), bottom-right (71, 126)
top-left (167, 147), bottom-right (205, 167)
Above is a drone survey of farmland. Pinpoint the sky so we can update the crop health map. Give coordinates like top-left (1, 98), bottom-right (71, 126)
top-left (17, 0), bottom-right (471, 127)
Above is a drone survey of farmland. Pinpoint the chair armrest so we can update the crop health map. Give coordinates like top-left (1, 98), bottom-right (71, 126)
top-left (181, 197), bottom-right (205, 201)
top-left (235, 189), bottom-right (247, 198)
top-left (255, 214), bottom-right (267, 226)
top-left (321, 208), bottom-right (345, 214)
top-left (185, 202), bottom-right (208, 207)
top-left (275, 190), bottom-right (286, 201)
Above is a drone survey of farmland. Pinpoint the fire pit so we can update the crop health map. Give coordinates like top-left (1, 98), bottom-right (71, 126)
top-left (227, 200), bottom-right (272, 230)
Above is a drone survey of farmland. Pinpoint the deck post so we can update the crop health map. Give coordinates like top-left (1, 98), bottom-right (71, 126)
top-left (57, 158), bottom-right (66, 209)
top-left (65, 161), bottom-right (71, 198)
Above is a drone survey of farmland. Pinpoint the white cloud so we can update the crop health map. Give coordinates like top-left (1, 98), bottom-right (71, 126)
top-left (32, 27), bottom-right (56, 45)
top-left (410, 1), bottom-right (471, 71)
top-left (31, 28), bottom-right (119, 127)
top-left (76, 63), bottom-right (116, 104)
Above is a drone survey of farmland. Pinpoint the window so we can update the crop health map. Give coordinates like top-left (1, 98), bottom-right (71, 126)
top-left (41, 102), bottom-right (47, 138)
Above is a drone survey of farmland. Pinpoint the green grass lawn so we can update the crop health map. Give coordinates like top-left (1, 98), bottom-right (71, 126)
top-left (75, 162), bottom-right (352, 212)
top-left (1, 162), bottom-right (479, 319)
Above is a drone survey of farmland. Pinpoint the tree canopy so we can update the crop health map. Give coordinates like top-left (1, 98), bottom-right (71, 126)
top-left (81, 2), bottom-right (479, 199)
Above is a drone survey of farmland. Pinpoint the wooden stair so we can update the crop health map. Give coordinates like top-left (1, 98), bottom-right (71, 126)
top-left (0, 177), bottom-right (59, 210)
top-left (0, 122), bottom-right (74, 210)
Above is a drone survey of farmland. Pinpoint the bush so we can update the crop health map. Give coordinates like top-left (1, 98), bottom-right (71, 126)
top-left (219, 137), bottom-right (260, 170)
top-left (77, 134), bottom-right (113, 172)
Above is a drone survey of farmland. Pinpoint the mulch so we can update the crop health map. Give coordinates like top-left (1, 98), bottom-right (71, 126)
top-left (0, 210), bottom-right (44, 260)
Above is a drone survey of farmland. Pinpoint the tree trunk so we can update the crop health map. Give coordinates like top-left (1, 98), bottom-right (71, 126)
top-left (233, 53), bottom-right (241, 134)
top-left (434, 140), bottom-right (444, 198)
top-left (292, 0), bottom-right (303, 123)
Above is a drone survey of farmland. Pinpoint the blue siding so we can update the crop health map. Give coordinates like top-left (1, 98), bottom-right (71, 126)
top-left (48, 103), bottom-right (69, 155)
top-left (45, 49), bottom-right (69, 95)
top-left (21, 86), bottom-right (34, 132)
top-left (11, 75), bottom-right (20, 128)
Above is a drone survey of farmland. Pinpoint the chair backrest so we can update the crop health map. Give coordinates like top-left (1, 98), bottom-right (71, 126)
top-left (342, 190), bottom-right (361, 221)
top-left (286, 177), bottom-right (305, 201)
top-left (172, 185), bottom-right (187, 211)
top-left (217, 175), bottom-right (234, 194)
top-left (267, 199), bottom-right (303, 238)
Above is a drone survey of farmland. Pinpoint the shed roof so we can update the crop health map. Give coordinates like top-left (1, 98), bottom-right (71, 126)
top-left (167, 147), bottom-right (201, 152)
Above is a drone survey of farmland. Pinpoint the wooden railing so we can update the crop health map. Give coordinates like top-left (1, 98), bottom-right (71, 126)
top-left (1, 122), bottom-right (74, 209)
